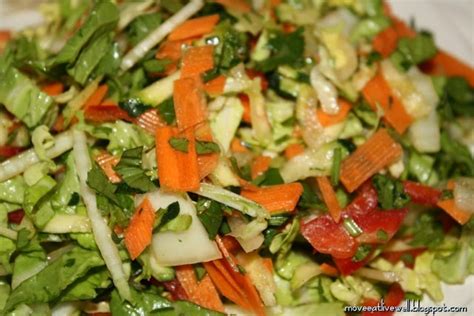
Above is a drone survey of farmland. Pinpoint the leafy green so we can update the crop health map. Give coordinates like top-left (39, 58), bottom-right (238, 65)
top-left (438, 77), bottom-right (474, 119)
top-left (5, 247), bottom-right (104, 311)
top-left (408, 152), bottom-right (438, 185)
top-left (23, 175), bottom-right (57, 227)
top-left (61, 268), bottom-right (111, 301)
top-left (0, 176), bottom-right (26, 205)
top-left (372, 174), bottom-right (410, 210)
top-left (50, 154), bottom-right (82, 215)
top-left (127, 13), bottom-right (162, 46)
top-left (410, 213), bottom-right (444, 249)
top-left (119, 98), bottom-right (151, 118)
top-left (157, 98), bottom-right (176, 125)
top-left (390, 33), bottom-right (437, 71)
top-left (252, 168), bottom-right (285, 186)
top-left (435, 131), bottom-right (474, 179)
top-left (257, 28), bottom-right (305, 72)
top-left (114, 147), bottom-right (156, 193)
top-left (330, 147), bottom-right (342, 186)
top-left (196, 199), bottom-right (224, 240)
top-left (351, 16), bottom-right (391, 43)
top-left (154, 201), bottom-right (180, 233)
top-left (168, 137), bottom-right (189, 153)
top-left (195, 141), bottom-right (220, 155)
top-left (298, 182), bottom-right (326, 210)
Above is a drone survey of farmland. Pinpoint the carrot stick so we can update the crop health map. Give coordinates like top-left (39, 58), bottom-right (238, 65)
top-left (0, 30), bottom-right (11, 53)
top-left (261, 258), bottom-right (273, 273)
top-left (156, 39), bottom-right (193, 75)
top-left (218, 235), bottom-right (241, 253)
top-left (362, 72), bottom-right (412, 134)
top-left (84, 105), bottom-right (133, 123)
top-left (215, 236), bottom-right (240, 273)
top-left (437, 199), bottom-right (471, 225)
top-left (124, 198), bottom-right (156, 260)
top-left (230, 138), bottom-right (249, 153)
top-left (52, 115), bottom-right (65, 132)
top-left (239, 94), bottom-right (252, 124)
top-left (212, 0), bottom-right (251, 12)
top-left (340, 129), bottom-right (402, 193)
top-left (204, 75), bottom-right (226, 96)
top-left (168, 14), bottom-right (220, 41)
top-left (173, 76), bottom-right (207, 131)
top-left (284, 143), bottom-right (305, 160)
top-left (135, 109), bottom-right (165, 134)
top-left (42, 82), bottom-right (64, 96)
top-left (155, 126), bottom-right (200, 191)
top-left (251, 156), bottom-right (271, 179)
top-left (372, 16), bottom-right (415, 57)
top-left (181, 45), bottom-right (215, 78)
top-left (95, 152), bottom-right (121, 183)
top-left (316, 99), bottom-right (352, 127)
top-left (426, 51), bottom-right (474, 87)
top-left (316, 176), bottom-right (342, 222)
top-left (241, 183), bottom-right (304, 213)
top-left (320, 263), bottom-right (339, 277)
top-left (84, 84), bottom-right (108, 109)
top-left (175, 265), bottom-right (224, 312)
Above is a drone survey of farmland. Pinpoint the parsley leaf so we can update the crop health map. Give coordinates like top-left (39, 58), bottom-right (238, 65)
top-left (157, 97), bottom-right (176, 125)
top-left (390, 32), bottom-right (437, 71)
top-left (410, 213), bottom-right (444, 249)
top-left (257, 28), bottom-right (305, 72)
top-left (372, 174), bottom-right (410, 210)
top-left (87, 164), bottom-right (119, 203)
top-left (252, 168), bottom-right (284, 186)
top-left (297, 181), bottom-right (326, 210)
top-left (154, 201), bottom-right (180, 233)
top-left (126, 13), bottom-right (162, 46)
top-left (119, 98), bottom-right (151, 118)
top-left (169, 137), bottom-right (189, 153)
top-left (114, 147), bottom-right (156, 192)
top-left (196, 199), bottom-right (224, 240)
top-left (435, 131), bottom-right (474, 179)
top-left (195, 141), bottom-right (220, 155)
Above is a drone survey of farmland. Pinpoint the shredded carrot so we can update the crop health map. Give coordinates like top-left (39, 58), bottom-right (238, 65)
top-left (218, 235), bottom-right (241, 253)
top-left (362, 72), bottom-right (413, 134)
top-left (230, 138), bottom-right (249, 153)
top-left (238, 94), bottom-right (252, 124)
top-left (261, 258), bottom-right (273, 273)
top-left (340, 129), bottom-right (402, 193)
top-left (174, 76), bottom-right (207, 131)
top-left (155, 39), bottom-right (193, 75)
top-left (204, 75), bottom-right (226, 96)
top-left (241, 183), bottom-right (304, 213)
top-left (316, 176), bottom-right (342, 223)
top-left (284, 143), bottom-right (305, 160)
top-left (212, 0), bottom-right (251, 12)
top-left (135, 109), bottom-right (165, 134)
top-left (84, 84), bottom-right (108, 109)
top-left (0, 30), bottom-right (10, 53)
top-left (425, 51), bottom-right (474, 87)
top-left (42, 82), bottom-right (64, 96)
top-left (155, 126), bottom-right (200, 191)
top-left (320, 263), bottom-right (339, 277)
top-left (251, 156), bottom-right (271, 179)
top-left (175, 265), bottom-right (224, 312)
top-left (124, 198), bottom-right (156, 260)
top-left (215, 236), bottom-right (240, 273)
top-left (52, 115), bottom-right (65, 132)
top-left (195, 123), bottom-right (219, 179)
top-left (181, 45), bottom-right (215, 78)
top-left (392, 17), bottom-right (416, 38)
top-left (168, 14), bottom-right (220, 41)
top-left (437, 180), bottom-right (472, 225)
top-left (99, 99), bottom-right (117, 106)
top-left (316, 99), bottom-right (352, 127)
top-left (372, 16), bottom-right (415, 57)
top-left (84, 105), bottom-right (133, 123)
top-left (95, 152), bottom-right (121, 183)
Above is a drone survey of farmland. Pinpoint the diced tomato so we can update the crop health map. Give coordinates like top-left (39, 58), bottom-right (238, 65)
top-left (403, 181), bottom-right (441, 206)
top-left (8, 209), bottom-right (25, 224)
top-left (300, 214), bottom-right (359, 259)
top-left (362, 283), bottom-right (405, 316)
top-left (333, 250), bottom-right (374, 275)
top-left (382, 248), bottom-right (426, 269)
top-left (156, 278), bottom-right (188, 301)
top-left (0, 146), bottom-right (23, 158)
top-left (343, 182), bottom-right (379, 221)
top-left (84, 106), bottom-right (134, 123)
top-left (355, 208), bottom-right (408, 244)
top-left (246, 69), bottom-right (268, 91)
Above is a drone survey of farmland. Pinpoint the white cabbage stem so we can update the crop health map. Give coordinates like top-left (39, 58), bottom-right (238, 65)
top-left (121, 0), bottom-right (204, 72)
top-left (310, 66), bottom-right (340, 115)
top-left (72, 129), bottom-right (131, 301)
top-left (454, 177), bottom-right (474, 214)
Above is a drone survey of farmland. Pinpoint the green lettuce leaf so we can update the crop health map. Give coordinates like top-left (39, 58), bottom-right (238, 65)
top-left (0, 176), bottom-right (25, 205)
top-left (61, 268), bottom-right (111, 301)
top-left (126, 12), bottom-right (162, 46)
top-left (114, 147), bottom-right (156, 193)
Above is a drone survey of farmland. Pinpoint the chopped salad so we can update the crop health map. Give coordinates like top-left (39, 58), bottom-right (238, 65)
top-left (0, 0), bottom-right (474, 315)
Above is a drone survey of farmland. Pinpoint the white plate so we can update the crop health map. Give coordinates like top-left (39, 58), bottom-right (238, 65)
top-left (1, 1), bottom-right (473, 315)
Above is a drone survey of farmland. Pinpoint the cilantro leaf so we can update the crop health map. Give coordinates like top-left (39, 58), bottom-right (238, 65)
top-left (154, 201), bottom-right (180, 233)
top-left (169, 137), bottom-right (189, 153)
top-left (119, 98), bottom-right (151, 118)
top-left (196, 199), bottom-right (224, 240)
top-left (252, 168), bottom-right (284, 186)
top-left (114, 147), bottom-right (156, 192)
top-left (195, 141), bottom-right (220, 155)
top-left (126, 13), bottom-right (162, 46)
top-left (157, 97), bottom-right (176, 125)
top-left (390, 32), bottom-right (437, 71)
top-left (372, 174), bottom-right (410, 210)
top-left (410, 213), bottom-right (444, 249)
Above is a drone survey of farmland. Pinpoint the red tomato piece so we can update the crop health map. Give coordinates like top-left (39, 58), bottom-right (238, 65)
top-left (300, 214), bottom-right (358, 259)
top-left (84, 106), bottom-right (134, 123)
top-left (333, 250), bottom-right (374, 275)
top-left (8, 209), bottom-right (25, 224)
top-left (0, 146), bottom-right (23, 158)
top-left (156, 278), bottom-right (188, 301)
top-left (343, 182), bottom-right (379, 221)
top-left (246, 69), bottom-right (269, 91)
top-left (355, 208), bottom-right (408, 244)
top-left (403, 181), bottom-right (441, 206)
top-left (382, 248), bottom-right (426, 269)
top-left (361, 283), bottom-right (404, 316)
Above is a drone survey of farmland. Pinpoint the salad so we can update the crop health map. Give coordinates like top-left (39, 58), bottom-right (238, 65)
top-left (0, 0), bottom-right (473, 315)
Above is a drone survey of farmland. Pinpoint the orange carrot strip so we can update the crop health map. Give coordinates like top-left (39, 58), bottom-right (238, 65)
top-left (204, 75), bottom-right (226, 96)
top-left (428, 51), bottom-right (474, 87)
top-left (175, 265), bottom-right (224, 312)
top-left (284, 143), bottom-right (304, 160)
top-left (362, 72), bottom-right (412, 134)
top-left (0, 30), bottom-right (10, 53)
top-left (174, 77), bottom-right (207, 131)
top-left (316, 99), bottom-right (352, 127)
top-left (340, 129), bottom-right (402, 193)
top-left (155, 126), bottom-right (200, 191)
top-left (320, 263), bottom-right (339, 277)
top-left (437, 199), bottom-right (471, 225)
top-left (95, 152), bottom-right (121, 183)
top-left (219, 235), bottom-right (241, 253)
top-left (261, 258), bottom-right (273, 273)
top-left (169, 15), bottom-right (220, 41)
top-left (136, 109), bottom-right (165, 134)
top-left (42, 83), bottom-right (64, 96)
top-left (203, 261), bottom-right (251, 310)
top-left (52, 115), bottom-right (65, 133)
top-left (215, 236), bottom-right (240, 273)
top-left (316, 176), bottom-right (342, 223)
top-left (212, 0), bottom-right (251, 12)
top-left (239, 94), bottom-right (252, 124)
top-left (84, 105), bottom-right (133, 123)
top-left (372, 26), bottom-right (398, 58)
top-left (230, 138), bottom-right (249, 153)
top-left (241, 183), bottom-right (304, 213)
top-left (195, 123), bottom-right (219, 179)
top-left (124, 198), bottom-right (156, 260)
top-left (84, 84), bottom-right (108, 109)
top-left (251, 156), bottom-right (271, 179)
top-left (181, 45), bottom-right (215, 78)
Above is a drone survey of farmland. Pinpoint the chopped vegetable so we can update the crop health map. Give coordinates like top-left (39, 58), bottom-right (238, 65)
top-left (124, 198), bottom-right (156, 260)
top-left (241, 183), bottom-right (303, 213)
top-left (168, 14), bottom-right (220, 41)
top-left (316, 176), bottom-right (341, 222)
